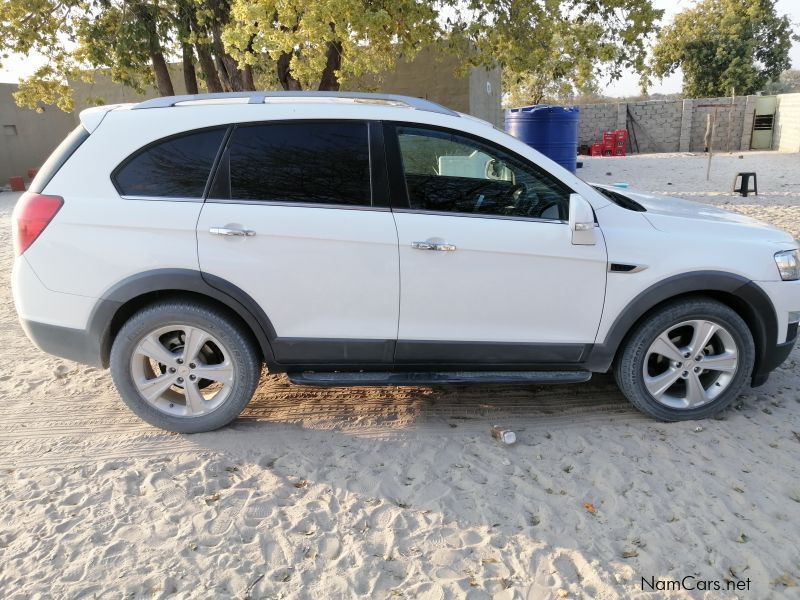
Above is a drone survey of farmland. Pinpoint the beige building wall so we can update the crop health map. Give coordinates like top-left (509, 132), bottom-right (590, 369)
top-left (773, 92), bottom-right (800, 152)
top-left (1, 51), bottom-right (501, 186)
top-left (0, 85), bottom-right (77, 186)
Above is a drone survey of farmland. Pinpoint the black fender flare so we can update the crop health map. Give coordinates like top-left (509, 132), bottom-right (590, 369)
top-left (584, 270), bottom-right (777, 378)
top-left (88, 268), bottom-right (277, 366)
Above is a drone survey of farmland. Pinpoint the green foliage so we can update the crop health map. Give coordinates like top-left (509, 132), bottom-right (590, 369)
top-left (450, 0), bottom-right (662, 107)
top-left (2, 0), bottom-right (663, 110)
top-left (222, 0), bottom-right (440, 90)
top-left (764, 69), bottom-right (800, 95)
top-left (651, 0), bottom-right (797, 98)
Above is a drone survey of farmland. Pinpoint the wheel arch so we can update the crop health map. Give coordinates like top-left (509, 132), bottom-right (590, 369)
top-left (89, 269), bottom-right (277, 368)
top-left (585, 271), bottom-right (776, 384)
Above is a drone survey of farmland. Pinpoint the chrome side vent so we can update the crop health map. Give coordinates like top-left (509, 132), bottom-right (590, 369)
top-left (609, 263), bottom-right (647, 273)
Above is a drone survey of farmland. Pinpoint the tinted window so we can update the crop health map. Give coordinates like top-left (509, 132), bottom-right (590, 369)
top-left (114, 128), bottom-right (225, 198)
top-left (396, 126), bottom-right (572, 221)
top-left (216, 122), bottom-right (371, 205)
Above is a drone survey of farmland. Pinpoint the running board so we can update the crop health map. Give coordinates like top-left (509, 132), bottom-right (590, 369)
top-left (287, 370), bottom-right (592, 386)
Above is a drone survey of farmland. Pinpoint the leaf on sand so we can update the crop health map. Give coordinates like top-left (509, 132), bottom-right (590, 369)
top-left (773, 574), bottom-right (797, 587)
top-left (735, 533), bottom-right (748, 544)
top-left (621, 549), bottom-right (639, 559)
top-left (204, 493), bottom-right (221, 505)
top-left (294, 480), bottom-right (309, 489)
top-left (583, 502), bottom-right (597, 515)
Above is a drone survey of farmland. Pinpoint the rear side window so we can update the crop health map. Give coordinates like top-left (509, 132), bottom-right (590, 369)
top-left (113, 128), bottom-right (226, 198)
top-left (211, 121), bottom-right (371, 206)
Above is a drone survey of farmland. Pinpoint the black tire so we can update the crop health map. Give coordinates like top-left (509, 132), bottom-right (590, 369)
top-left (614, 297), bottom-right (755, 421)
top-left (110, 301), bottom-right (262, 433)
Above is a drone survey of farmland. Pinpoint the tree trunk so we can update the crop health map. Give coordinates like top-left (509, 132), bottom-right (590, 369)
top-left (136, 2), bottom-right (174, 96)
top-left (277, 52), bottom-right (302, 90)
top-left (182, 45), bottom-right (199, 95)
top-left (243, 65), bottom-right (255, 91)
top-left (150, 51), bottom-right (175, 96)
top-left (193, 44), bottom-right (223, 93)
top-left (318, 40), bottom-right (343, 91)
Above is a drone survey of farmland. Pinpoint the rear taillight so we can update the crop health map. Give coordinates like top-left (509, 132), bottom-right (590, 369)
top-left (12, 192), bottom-right (64, 256)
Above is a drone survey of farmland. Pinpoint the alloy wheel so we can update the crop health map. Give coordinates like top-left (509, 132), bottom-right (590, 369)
top-left (643, 319), bottom-right (739, 410)
top-left (130, 324), bottom-right (235, 417)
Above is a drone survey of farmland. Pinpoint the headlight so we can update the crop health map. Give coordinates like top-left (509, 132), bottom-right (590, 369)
top-left (775, 249), bottom-right (800, 281)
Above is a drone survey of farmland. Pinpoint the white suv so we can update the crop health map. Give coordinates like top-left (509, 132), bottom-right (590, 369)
top-left (11, 92), bottom-right (800, 432)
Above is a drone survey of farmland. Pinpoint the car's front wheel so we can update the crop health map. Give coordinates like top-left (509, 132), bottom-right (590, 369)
top-left (110, 301), bottom-right (262, 433)
top-left (614, 298), bottom-right (755, 421)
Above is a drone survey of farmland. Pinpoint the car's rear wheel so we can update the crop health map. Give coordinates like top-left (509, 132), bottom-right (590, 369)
top-left (614, 298), bottom-right (754, 421)
top-left (110, 301), bottom-right (261, 433)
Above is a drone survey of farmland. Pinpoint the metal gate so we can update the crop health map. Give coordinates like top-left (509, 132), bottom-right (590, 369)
top-left (750, 95), bottom-right (777, 150)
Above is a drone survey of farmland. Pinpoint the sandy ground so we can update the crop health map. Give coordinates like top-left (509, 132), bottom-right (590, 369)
top-left (1, 151), bottom-right (799, 599)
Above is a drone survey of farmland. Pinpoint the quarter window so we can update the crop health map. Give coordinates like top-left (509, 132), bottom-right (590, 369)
top-left (114, 128), bottom-right (225, 198)
top-left (396, 126), bottom-right (572, 221)
top-left (212, 121), bottom-right (371, 206)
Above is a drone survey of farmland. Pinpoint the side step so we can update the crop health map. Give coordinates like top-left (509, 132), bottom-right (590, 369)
top-left (287, 371), bottom-right (592, 387)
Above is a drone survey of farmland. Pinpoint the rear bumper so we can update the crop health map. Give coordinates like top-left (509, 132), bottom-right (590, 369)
top-left (20, 319), bottom-right (105, 367)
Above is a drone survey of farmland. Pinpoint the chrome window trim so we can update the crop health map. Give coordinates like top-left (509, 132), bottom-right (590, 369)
top-left (204, 198), bottom-right (391, 212)
top-left (120, 195), bottom-right (204, 203)
top-left (391, 207), bottom-right (567, 225)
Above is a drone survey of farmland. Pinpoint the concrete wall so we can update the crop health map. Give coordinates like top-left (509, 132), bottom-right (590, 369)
top-left (1, 49), bottom-right (501, 185)
top-left (0, 86), bottom-right (77, 187)
top-left (577, 93), bottom-right (800, 154)
top-left (688, 96), bottom-right (747, 153)
top-left (774, 93), bottom-right (800, 152)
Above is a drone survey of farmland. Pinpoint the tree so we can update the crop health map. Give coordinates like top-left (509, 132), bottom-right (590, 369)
top-left (2, 0), bottom-right (663, 110)
top-left (222, 0), bottom-right (440, 91)
top-left (651, 0), bottom-right (797, 98)
top-left (764, 69), bottom-right (800, 94)
top-left (0, 0), bottom-right (252, 112)
top-left (450, 0), bottom-right (663, 107)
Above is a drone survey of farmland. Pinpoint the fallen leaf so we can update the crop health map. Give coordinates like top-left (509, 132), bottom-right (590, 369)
top-left (621, 549), bottom-right (639, 559)
top-left (583, 502), bottom-right (597, 515)
top-left (735, 533), bottom-right (748, 544)
top-left (204, 493), bottom-right (220, 505)
top-left (773, 574), bottom-right (797, 587)
top-left (294, 480), bottom-right (309, 489)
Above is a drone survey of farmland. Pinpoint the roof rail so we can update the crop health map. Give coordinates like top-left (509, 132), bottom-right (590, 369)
top-left (131, 91), bottom-right (460, 117)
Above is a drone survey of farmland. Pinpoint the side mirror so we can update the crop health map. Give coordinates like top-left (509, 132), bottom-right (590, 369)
top-left (568, 193), bottom-right (596, 245)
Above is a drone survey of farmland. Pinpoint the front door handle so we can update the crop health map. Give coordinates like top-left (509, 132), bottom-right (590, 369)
top-left (412, 241), bottom-right (457, 251)
top-left (210, 227), bottom-right (256, 237)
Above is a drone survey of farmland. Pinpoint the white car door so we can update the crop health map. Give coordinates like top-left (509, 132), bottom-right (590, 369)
top-left (387, 124), bottom-right (607, 364)
top-left (197, 121), bottom-right (399, 364)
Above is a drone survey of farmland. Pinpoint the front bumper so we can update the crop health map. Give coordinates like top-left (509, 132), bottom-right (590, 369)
top-left (751, 279), bottom-right (799, 386)
top-left (751, 320), bottom-right (798, 387)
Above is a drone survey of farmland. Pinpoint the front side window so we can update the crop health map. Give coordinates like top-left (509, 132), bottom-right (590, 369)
top-left (113, 128), bottom-right (225, 198)
top-left (213, 121), bottom-right (371, 206)
top-left (396, 126), bottom-right (572, 220)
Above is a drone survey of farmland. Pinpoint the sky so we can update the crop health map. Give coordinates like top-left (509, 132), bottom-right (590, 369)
top-left (1, 0), bottom-right (799, 97)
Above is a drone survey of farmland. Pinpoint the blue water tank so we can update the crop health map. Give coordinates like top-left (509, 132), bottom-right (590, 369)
top-left (504, 105), bottom-right (580, 173)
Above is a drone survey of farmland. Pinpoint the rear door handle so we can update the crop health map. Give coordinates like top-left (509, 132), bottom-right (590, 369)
top-left (209, 227), bottom-right (256, 237)
top-left (412, 241), bottom-right (457, 251)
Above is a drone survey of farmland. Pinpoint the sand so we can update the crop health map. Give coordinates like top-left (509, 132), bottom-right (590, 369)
top-left (1, 151), bottom-right (799, 599)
